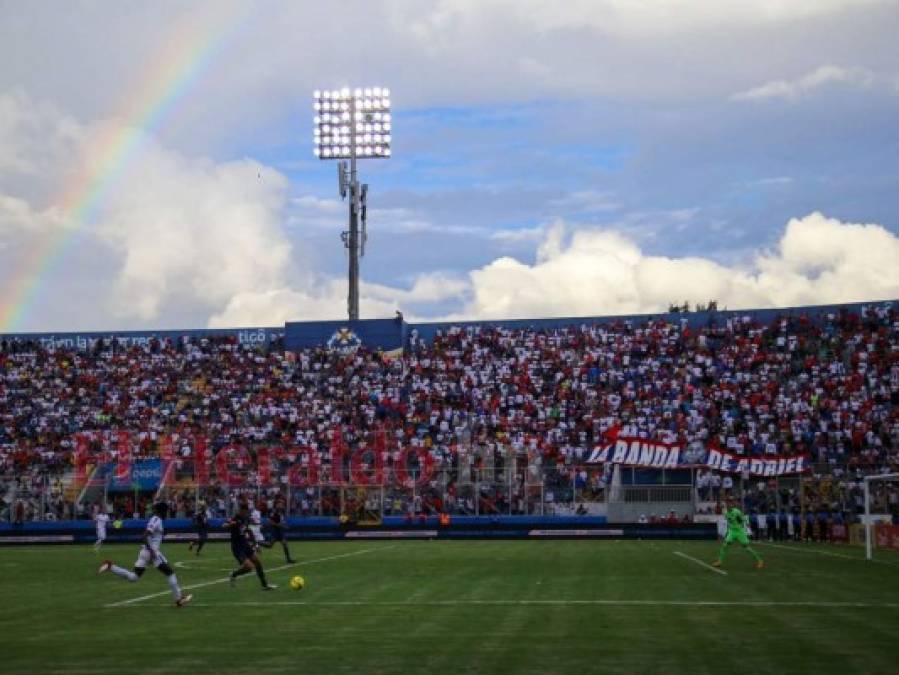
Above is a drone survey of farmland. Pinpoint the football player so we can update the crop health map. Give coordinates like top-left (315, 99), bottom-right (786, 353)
top-left (226, 503), bottom-right (275, 590)
top-left (98, 502), bottom-right (193, 608)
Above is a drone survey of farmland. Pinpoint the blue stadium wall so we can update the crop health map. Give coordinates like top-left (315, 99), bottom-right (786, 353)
top-left (1, 299), bottom-right (893, 354)
top-left (0, 517), bottom-right (716, 544)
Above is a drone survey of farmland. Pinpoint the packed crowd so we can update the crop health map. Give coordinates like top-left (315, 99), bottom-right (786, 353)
top-left (1, 302), bottom-right (897, 521)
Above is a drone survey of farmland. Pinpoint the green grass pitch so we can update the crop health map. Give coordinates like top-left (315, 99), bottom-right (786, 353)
top-left (1, 539), bottom-right (897, 674)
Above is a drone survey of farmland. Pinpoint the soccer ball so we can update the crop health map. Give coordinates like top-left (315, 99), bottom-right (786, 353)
top-left (289, 575), bottom-right (305, 591)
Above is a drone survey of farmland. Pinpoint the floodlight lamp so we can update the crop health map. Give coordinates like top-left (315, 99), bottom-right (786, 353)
top-left (384, 134), bottom-right (391, 143)
top-left (354, 88), bottom-right (362, 97)
top-left (364, 98), bottom-right (372, 109)
top-left (313, 147), bottom-right (321, 156)
top-left (323, 148), bottom-right (331, 157)
top-left (342, 112), bottom-right (350, 121)
top-left (341, 101), bottom-right (349, 111)
top-left (383, 123), bottom-right (391, 132)
top-left (382, 88), bottom-right (390, 98)
top-left (364, 145), bottom-right (372, 155)
top-left (314, 90), bottom-right (321, 99)
top-left (384, 148), bottom-right (391, 156)
top-left (341, 87), bottom-right (350, 99)
top-left (382, 98), bottom-right (390, 109)
top-left (373, 87), bottom-right (382, 97)
top-left (383, 113), bottom-right (391, 122)
top-left (364, 88), bottom-right (372, 97)
top-left (314, 102), bottom-right (321, 111)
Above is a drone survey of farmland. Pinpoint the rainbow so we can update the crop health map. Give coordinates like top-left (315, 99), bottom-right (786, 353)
top-left (0, 4), bottom-right (252, 332)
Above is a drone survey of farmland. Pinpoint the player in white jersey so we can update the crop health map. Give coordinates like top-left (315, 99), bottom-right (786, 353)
top-left (249, 505), bottom-right (272, 549)
top-left (94, 508), bottom-right (110, 552)
top-left (98, 502), bottom-right (192, 608)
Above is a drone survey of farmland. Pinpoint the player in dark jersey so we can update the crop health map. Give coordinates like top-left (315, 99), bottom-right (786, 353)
top-left (267, 504), bottom-right (295, 564)
top-left (225, 503), bottom-right (275, 590)
top-left (187, 502), bottom-right (209, 555)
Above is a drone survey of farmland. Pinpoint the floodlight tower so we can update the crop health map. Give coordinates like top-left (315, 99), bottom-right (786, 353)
top-left (313, 86), bottom-right (392, 321)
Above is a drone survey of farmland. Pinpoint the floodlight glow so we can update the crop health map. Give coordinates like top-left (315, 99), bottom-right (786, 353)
top-left (313, 85), bottom-right (392, 160)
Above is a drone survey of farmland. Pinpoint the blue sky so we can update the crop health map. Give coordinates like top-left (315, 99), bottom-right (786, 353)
top-left (1, 1), bottom-right (898, 331)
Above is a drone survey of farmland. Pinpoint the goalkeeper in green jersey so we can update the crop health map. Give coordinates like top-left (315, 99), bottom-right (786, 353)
top-left (713, 500), bottom-right (765, 569)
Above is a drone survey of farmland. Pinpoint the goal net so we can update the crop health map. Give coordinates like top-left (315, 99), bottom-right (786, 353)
top-left (864, 473), bottom-right (899, 561)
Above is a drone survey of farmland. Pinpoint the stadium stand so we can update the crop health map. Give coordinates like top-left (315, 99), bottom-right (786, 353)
top-left (0, 302), bottom-right (897, 530)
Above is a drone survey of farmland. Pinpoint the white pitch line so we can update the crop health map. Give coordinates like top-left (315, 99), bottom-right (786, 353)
top-left (757, 542), bottom-right (899, 567)
top-left (674, 551), bottom-right (727, 576)
top-left (104, 547), bottom-right (393, 608)
top-left (111, 599), bottom-right (899, 609)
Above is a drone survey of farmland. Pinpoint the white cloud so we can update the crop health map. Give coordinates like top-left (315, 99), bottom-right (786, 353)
top-left (3, 88), bottom-right (898, 331)
top-left (209, 272), bottom-right (470, 327)
top-left (548, 190), bottom-right (619, 214)
top-left (437, 213), bottom-right (899, 320)
top-left (731, 65), bottom-right (881, 101)
top-left (0, 91), bottom-right (293, 329)
top-left (408, 0), bottom-right (885, 41)
top-left (3, 0), bottom-right (894, 151)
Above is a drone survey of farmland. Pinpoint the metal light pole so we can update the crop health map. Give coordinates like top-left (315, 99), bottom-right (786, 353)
top-left (313, 87), bottom-right (392, 321)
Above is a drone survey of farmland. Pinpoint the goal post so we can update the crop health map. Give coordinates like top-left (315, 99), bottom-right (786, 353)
top-left (864, 472), bottom-right (899, 561)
